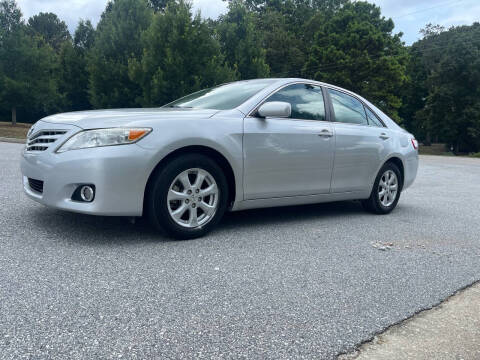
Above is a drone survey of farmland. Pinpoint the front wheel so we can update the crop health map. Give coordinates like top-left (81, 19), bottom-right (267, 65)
top-left (146, 154), bottom-right (228, 239)
top-left (362, 162), bottom-right (402, 214)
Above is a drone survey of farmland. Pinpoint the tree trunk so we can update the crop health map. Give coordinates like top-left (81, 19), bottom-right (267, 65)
top-left (11, 107), bottom-right (17, 126)
top-left (424, 131), bottom-right (431, 146)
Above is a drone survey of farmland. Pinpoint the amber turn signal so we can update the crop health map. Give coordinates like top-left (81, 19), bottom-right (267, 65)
top-left (128, 129), bottom-right (150, 141)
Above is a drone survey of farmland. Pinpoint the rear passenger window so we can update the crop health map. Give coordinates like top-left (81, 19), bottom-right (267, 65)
top-left (365, 107), bottom-right (384, 127)
top-left (328, 89), bottom-right (368, 125)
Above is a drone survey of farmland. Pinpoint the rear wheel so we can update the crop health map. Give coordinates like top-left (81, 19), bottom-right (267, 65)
top-left (362, 162), bottom-right (402, 214)
top-left (147, 154), bottom-right (228, 239)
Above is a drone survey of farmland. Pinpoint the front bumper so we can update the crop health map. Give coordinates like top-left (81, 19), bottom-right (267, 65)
top-left (21, 144), bottom-right (156, 216)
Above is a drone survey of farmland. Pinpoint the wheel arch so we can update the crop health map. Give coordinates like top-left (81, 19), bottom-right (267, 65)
top-left (384, 156), bottom-right (405, 189)
top-left (143, 145), bottom-right (237, 213)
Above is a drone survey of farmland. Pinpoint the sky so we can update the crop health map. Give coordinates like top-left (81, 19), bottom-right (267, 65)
top-left (16, 0), bottom-right (480, 45)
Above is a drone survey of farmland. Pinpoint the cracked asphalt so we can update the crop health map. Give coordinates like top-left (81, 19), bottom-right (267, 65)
top-left (1, 142), bottom-right (480, 359)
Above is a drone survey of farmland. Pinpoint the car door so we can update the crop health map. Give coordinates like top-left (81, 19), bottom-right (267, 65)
top-left (243, 83), bottom-right (335, 200)
top-left (326, 88), bottom-right (392, 193)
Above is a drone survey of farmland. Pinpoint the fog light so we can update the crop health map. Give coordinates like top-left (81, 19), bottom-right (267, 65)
top-left (80, 185), bottom-right (95, 202)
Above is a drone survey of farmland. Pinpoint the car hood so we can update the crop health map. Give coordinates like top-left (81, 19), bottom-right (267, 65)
top-left (39, 108), bottom-right (220, 129)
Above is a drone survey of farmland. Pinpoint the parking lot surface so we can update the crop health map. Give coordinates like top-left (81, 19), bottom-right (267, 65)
top-left (1, 142), bottom-right (479, 359)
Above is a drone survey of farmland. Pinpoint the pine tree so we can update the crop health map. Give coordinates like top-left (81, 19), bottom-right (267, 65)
top-left (217, 0), bottom-right (270, 79)
top-left (303, 1), bottom-right (408, 122)
top-left (129, 0), bottom-right (237, 106)
top-left (88, 0), bottom-right (153, 108)
top-left (0, 0), bottom-right (60, 124)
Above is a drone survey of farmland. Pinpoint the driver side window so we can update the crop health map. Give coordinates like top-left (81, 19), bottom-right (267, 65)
top-left (266, 83), bottom-right (326, 121)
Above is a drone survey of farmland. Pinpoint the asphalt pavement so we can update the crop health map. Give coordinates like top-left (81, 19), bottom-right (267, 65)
top-left (1, 142), bottom-right (480, 359)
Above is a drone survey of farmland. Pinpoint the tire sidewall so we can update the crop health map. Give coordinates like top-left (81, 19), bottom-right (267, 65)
top-left (148, 154), bottom-right (228, 239)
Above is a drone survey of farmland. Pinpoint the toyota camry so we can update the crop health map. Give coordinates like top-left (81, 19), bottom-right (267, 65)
top-left (21, 78), bottom-right (419, 239)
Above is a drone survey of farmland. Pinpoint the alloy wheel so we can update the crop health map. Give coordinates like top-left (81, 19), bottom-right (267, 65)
top-left (378, 170), bottom-right (398, 207)
top-left (167, 168), bottom-right (219, 228)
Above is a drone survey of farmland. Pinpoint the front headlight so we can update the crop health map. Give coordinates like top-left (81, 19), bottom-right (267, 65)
top-left (56, 128), bottom-right (152, 153)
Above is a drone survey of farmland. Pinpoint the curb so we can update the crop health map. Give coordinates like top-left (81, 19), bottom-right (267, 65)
top-left (0, 137), bottom-right (26, 144)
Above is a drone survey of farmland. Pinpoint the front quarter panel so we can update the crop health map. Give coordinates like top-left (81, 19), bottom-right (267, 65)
top-left (135, 111), bottom-right (244, 204)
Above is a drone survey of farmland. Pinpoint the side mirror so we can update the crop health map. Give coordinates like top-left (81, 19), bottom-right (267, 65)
top-left (257, 101), bottom-right (291, 118)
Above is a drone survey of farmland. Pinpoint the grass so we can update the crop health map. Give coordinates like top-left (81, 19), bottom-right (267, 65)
top-left (420, 144), bottom-right (480, 158)
top-left (418, 143), bottom-right (449, 156)
top-left (0, 121), bottom-right (30, 139)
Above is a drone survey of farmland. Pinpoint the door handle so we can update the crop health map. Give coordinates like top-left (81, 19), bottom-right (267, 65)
top-left (318, 129), bottom-right (333, 138)
top-left (379, 133), bottom-right (389, 140)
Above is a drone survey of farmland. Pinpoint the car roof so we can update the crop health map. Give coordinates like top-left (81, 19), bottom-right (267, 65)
top-left (238, 77), bottom-right (361, 97)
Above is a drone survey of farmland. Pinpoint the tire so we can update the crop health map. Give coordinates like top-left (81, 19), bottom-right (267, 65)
top-left (146, 154), bottom-right (229, 240)
top-left (362, 162), bottom-right (402, 215)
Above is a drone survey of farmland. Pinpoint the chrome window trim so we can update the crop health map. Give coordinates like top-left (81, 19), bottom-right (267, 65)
top-left (246, 80), bottom-right (387, 128)
top-left (363, 105), bottom-right (387, 128)
top-left (324, 86), bottom-right (387, 128)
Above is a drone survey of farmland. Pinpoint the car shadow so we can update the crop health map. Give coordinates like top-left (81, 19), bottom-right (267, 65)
top-left (27, 206), bottom-right (162, 245)
top-left (221, 200), bottom-right (365, 229)
top-left (26, 200), bottom-right (369, 246)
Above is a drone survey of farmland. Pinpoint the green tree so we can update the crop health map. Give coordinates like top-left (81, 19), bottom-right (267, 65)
top-left (148, 0), bottom-right (173, 12)
top-left (242, 0), bottom-right (346, 11)
top-left (0, 0), bottom-right (21, 40)
top-left (411, 23), bottom-right (480, 152)
top-left (398, 44), bottom-right (429, 142)
top-left (221, 0), bottom-right (349, 77)
top-left (252, 7), bottom-right (304, 77)
top-left (74, 19), bottom-right (95, 49)
top-left (0, 1), bottom-right (60, 124)
top-left (58, 20), bottom-right (95, 112)
top-left (129, 0), bottom-right (236, 106)
top-left (88, 0), bottom-right (153, 108)
top-left (242, 0), bottom-right (347, 33)
top-left (398, 26), bottom-right (444, 143)
top-left (228, 0), bottom-right (349, 77)
top-left (303, 1), bottom-right (408, 122)
top-left (27, 12), bottom-right (71, 52)
top-left (217, 0), bottom-right (269, 79)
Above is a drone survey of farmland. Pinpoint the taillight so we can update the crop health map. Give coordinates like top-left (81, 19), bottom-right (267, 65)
top-left (411, 138), bottom-right (418, 150)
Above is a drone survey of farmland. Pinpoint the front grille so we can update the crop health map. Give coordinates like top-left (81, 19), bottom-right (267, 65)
top-left (28, 178), bottom-right (44, 194)
top-left (26, 130), bottom-right (67, 152)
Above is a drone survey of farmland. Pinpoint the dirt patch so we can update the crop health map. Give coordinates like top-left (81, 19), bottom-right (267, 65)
top-left (0, 122), bottom-right (30, 139)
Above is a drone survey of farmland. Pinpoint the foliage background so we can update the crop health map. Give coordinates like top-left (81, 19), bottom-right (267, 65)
top-left (1, 0), bottom-right (479, 152)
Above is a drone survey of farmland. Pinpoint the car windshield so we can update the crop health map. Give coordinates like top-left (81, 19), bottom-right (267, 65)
top-left (165, 80), bottom-right (276, 110)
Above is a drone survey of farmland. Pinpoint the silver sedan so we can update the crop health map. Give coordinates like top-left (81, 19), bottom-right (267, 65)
top-left (21, 78), bottom-right (419, 239)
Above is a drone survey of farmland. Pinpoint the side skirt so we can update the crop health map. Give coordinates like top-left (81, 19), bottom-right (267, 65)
top-left (230, 190), bottom-right (370, 212)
